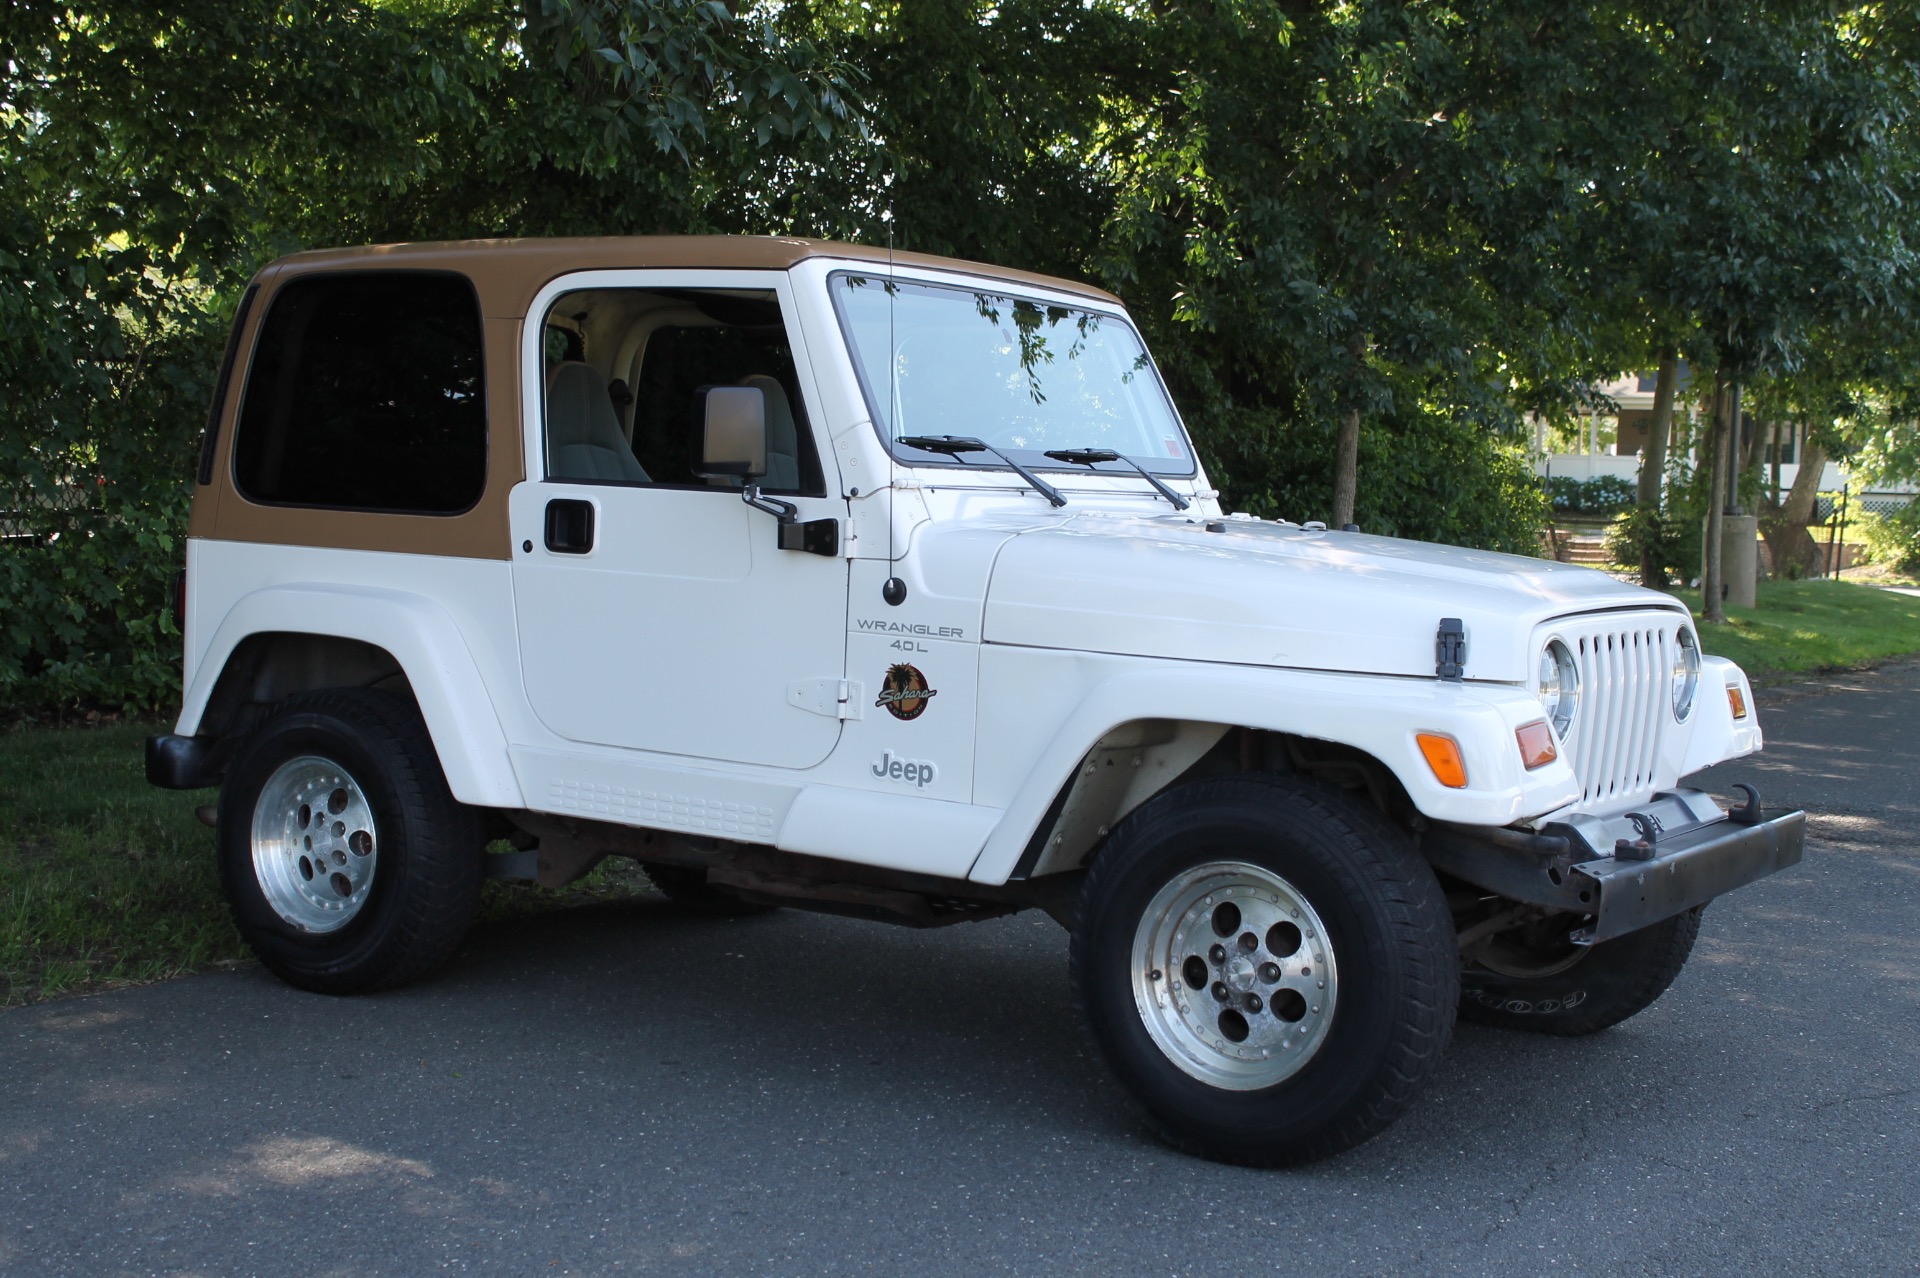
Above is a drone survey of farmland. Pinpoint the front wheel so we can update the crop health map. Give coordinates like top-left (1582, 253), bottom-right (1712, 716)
top-left (217, 689), bottom-right (483, 994)
top-left (1071, 773), bottom-right (1457, 1167)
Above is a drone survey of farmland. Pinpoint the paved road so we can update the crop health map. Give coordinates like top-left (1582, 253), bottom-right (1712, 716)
top-left (4, 668), bottom-right (1917, 1276)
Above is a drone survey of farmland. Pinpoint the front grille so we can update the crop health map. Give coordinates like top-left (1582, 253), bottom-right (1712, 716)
top-left (1557, 619), bottom-right (1675, 806)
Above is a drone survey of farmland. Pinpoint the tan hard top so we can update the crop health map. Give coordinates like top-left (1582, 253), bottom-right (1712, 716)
top-left (266, 236), bottom-right (1122, 319)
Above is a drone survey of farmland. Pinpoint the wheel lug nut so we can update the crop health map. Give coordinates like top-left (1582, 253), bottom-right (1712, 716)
top-left (1211, 982), bottom-right (1228, 1002)
top-left (1244, 993), bottom-right (1263, 1013)
top-left (1208, 944), bottom-right (1226, 965)
top-left (1238, 932), bottom-right (1258, 952)
top-left (1259, 962), bottom-right (1281, 983)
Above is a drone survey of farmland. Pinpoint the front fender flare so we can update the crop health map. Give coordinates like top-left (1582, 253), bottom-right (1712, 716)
top-left (177, 584), bottom-right (523, 808)
top-left (966, 660), bottom-right (1578, 885)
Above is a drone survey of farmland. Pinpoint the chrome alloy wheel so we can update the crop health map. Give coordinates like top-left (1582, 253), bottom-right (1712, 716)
top-left (249, 755), bottom-right (379, 934)
top-left (1131, 861), bottom-right (1339, 1090)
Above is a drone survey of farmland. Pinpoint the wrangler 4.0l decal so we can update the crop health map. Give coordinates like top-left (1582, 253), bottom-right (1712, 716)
top-left (875, 664), bottom-right (937, 720)
top-left (856, 619), bottom-right (967, 640)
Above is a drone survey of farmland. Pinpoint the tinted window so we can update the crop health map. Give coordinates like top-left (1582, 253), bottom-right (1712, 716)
top-left (234, 273), bottom-right (486, 513)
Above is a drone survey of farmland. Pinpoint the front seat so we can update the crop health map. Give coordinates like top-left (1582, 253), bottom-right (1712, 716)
top-left (737, 374), bottom-right (801, 491)
top-left (547, 362), bottom-right (650, 483)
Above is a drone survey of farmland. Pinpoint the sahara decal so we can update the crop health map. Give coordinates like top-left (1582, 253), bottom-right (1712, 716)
top-left (875, 664), bottom-right (938, 721)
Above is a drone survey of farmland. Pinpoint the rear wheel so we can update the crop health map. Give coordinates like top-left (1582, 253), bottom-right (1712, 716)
top-left (1071, 773), bottom-right (1457, 1166)
top-left (1459, 906), bottom-right (1704, 1035)
top-left (217, 689), bottom-right (483, 994)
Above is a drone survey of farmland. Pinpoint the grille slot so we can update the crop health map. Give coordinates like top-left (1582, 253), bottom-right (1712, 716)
top-left (1561, 621), bottom-right (1671, 806)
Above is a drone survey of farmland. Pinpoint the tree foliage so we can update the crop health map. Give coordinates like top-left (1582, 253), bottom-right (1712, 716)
top-left (3, 0), bottom-right (1918, 711)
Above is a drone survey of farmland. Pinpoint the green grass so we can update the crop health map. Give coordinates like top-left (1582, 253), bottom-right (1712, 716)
top-left (0, 721), bottom-right (651, 1007)
top-left (0, 721), bottom-right (242, 1006)
top-left (1673, 578), bottom-right (1920, 679)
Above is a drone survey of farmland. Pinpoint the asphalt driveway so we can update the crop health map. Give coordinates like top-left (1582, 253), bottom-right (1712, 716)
top-left (2, 663), bottom-right (1916, 1276)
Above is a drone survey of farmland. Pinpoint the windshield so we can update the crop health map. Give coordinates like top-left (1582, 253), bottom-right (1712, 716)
top-left (830, 272), bottom-right (1195, 475)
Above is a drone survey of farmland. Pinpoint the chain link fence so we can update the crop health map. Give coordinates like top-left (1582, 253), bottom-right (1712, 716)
top-left (0, 481), bottom-right (105, 547)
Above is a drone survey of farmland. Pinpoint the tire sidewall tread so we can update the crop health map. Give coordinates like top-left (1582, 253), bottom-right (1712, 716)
top-left (1071, 771), bottom-right (1457, 1167)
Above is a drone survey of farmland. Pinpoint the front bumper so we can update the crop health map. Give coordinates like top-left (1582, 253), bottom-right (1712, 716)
top-left (1426, 787), bottom-right (1805, 944)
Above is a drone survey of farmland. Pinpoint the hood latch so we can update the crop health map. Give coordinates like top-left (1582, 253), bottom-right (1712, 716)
top-left (1436, 618), bottom-right (1467, 682)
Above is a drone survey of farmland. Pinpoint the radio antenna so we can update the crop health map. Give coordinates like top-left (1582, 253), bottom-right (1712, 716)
top-left (882, 213), bottom-right (907, 606)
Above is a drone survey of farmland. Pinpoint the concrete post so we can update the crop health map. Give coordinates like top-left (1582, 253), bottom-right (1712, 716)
top-left (1721, 514), bottom-right (1759, 609)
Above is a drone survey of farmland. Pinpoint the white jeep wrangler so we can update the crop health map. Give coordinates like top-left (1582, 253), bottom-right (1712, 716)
top-left (149, 236), bottom-right (1803, 1166)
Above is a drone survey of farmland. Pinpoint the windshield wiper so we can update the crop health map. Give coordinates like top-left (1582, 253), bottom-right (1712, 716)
top-left (897, 435), bottom-right (1067, 508)
top-left (1043, 447), bottom-right (1190, 511)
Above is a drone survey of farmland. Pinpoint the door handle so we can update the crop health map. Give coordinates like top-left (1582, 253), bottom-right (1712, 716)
top-left (544, 498), bottom-right (595, 554)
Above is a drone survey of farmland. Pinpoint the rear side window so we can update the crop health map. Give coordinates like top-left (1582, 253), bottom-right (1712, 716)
top-left (233, 272), bottom-right (486, 513)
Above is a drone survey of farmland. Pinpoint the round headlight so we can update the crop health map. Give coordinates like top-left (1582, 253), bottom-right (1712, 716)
top-left (1673, 627), bottom-right (1700, 720)
top-left (1537, 639), bottom-right (1579, 737)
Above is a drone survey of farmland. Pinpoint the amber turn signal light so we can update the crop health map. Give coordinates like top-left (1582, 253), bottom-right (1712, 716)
top-left (1727, 684), bottom-right (1748, 719)
top-left (1515, 719), bottom-right (1558, 770)
top-left (1416, 732), bottom-right (1468, 788)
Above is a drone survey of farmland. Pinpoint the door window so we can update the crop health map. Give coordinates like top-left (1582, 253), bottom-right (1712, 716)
top-left (541, 287), bottom-right (824, 496)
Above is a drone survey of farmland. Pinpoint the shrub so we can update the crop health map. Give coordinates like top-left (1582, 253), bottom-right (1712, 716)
top-left (1546, 474), bottom-right (1637, 516)
top-left (0, 209), bottom-right (226, 718)
top-left (1858, 503), bottom-right (1920, 576)
top-left (1601, 465), bottom-right (1707, 588)
top-left (1605, 506), bottom-right (1700, 588)
top-left (1200, 402), bottom-right (1548, 555)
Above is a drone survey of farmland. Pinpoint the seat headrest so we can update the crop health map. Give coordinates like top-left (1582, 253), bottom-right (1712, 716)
top-left (547, 362), bottom-right (620, 448)
top-left (737, 374), bottom-right (797, 452)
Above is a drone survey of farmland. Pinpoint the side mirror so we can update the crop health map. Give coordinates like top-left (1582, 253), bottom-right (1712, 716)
top-left (695, 386), bottom-right (768, 480)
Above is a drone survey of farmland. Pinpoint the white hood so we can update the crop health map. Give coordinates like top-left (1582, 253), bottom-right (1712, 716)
top-left (980, 514), bottom-right (1687, 683)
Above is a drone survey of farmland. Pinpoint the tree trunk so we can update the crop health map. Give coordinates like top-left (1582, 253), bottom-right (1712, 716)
top-left (1637, 350), bottom-right (1677, 588)
top-left (1760, 440), bottom-right (1829, 580)
top-left (1332, 405), bottom-right (1361, 528)
top-left (1636, 351), bottom-right (1677, 509)
top-left (1703, 378), bottom-right (1729, 624)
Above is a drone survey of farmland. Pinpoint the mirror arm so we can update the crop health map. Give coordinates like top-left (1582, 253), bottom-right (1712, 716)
top-left (742, 484), bottom-right (840, 557)
top-left (742, 484), bottom-right (799, 524)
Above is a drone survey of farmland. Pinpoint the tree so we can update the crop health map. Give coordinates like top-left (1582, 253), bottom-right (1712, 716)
top-left (0, 0), bottom-right (867, 711)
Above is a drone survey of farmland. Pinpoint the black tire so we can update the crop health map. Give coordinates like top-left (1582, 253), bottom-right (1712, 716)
top-left (1459, 906), bottom-right (1704, 1036)
top-left (1071, 772), bottom-right (1457, 1167)
top-left (216, 689), bottom-right (484, 994)
top-left (641, 863), bottom-right (778, 916)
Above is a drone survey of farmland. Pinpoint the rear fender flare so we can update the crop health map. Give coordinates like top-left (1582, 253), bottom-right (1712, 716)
top-left (177, 585), bottom-right (522, 808)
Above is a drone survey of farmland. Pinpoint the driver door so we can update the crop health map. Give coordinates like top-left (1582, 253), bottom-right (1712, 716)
top-left (509, 270), bottom-right (848, 770)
